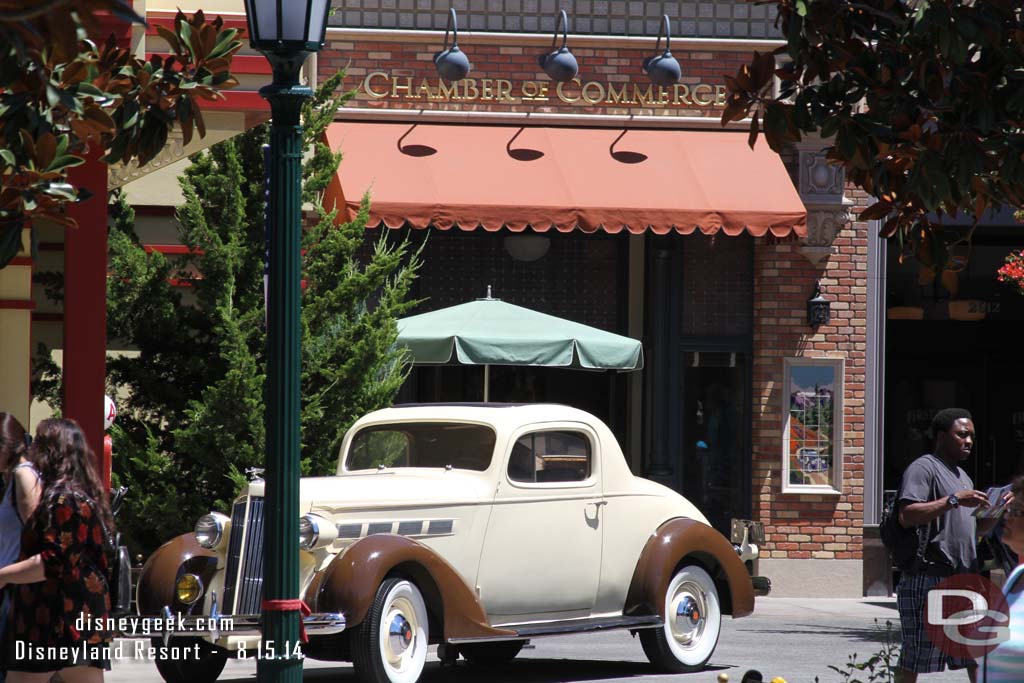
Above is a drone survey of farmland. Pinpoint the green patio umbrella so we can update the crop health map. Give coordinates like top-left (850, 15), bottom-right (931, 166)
top-left (396, 290), bottom-right (644, 401)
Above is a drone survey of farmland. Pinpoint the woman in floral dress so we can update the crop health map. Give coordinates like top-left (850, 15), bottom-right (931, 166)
top-left (0, 419), bottom-right (113, 683)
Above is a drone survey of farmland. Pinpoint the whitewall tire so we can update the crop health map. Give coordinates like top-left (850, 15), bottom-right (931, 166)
top-left (352, 578), bottom-right (430, 683)
top-left (639, 564), bottom-right (721, 672)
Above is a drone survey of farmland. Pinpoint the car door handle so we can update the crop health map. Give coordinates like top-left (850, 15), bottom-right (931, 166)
top-left (586, 501), bottom-right (607, 515)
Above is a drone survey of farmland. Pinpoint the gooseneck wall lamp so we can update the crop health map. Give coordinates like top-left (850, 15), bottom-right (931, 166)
top-left (642, 14), bottom-right (681, 86)
top-left (241, 1), bottom-right (329, 682)
top-left (434, 8), bottom-right (471, 82)
top-left (538, 10), bottom-right (578, 82)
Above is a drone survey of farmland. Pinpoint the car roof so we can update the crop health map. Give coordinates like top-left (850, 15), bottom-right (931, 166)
top-left (356, 402), bottom-right (599, 428)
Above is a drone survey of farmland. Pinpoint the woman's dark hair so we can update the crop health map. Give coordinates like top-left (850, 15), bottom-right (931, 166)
top-left (28, 418), bottom-right (113, 533)
top-left (0, 411), bottom-right (28, 472)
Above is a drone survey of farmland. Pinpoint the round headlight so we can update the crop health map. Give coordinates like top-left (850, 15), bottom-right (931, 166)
top-left (298, 515), bottom-right (319, 551)
top-left (194, 513), bottom-right (228, 549)
top-left (175, 573), bottom-right (203, 605)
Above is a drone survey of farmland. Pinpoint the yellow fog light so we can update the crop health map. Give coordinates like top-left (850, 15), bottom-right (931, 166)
top-left (175, 573), bottom-right (203, 605)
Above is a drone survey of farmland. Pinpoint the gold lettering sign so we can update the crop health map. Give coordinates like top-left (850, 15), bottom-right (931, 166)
top-left (362, 72), bottom-right (727, 107)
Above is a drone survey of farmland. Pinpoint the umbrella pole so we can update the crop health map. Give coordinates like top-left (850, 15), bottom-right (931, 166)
top-left (483, 365), bottom-right (490, 402)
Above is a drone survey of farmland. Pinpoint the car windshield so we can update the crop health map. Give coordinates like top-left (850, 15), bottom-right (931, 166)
top-left (346, 422), bottom-right (497, 471)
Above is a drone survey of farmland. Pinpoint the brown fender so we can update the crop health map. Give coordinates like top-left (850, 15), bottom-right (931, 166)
top-left (308, 534), bottom-right (515, 641)
top-left (137, 532), bottom-right (218, 616)
top-left (623, 517), bottom-right (754, 619)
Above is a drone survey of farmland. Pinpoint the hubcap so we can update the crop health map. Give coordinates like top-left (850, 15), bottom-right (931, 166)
top-left (387, 613), bottom-right (413, 656)
top-left (670, 583), bottom-right (706, 646)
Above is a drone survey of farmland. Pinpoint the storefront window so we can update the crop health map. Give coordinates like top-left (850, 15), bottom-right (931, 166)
top-left (782, 357), bottom-right (844, 494)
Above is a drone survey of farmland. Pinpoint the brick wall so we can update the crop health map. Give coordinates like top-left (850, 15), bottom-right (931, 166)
top-left (752, 189), bottom-right (869, 560)
top-left (320, 37), bottom-right (751, 118)
top-left (330, 1), bottom-right (780, 39)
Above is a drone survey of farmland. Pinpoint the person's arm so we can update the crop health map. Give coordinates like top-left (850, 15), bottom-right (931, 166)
top-left (13, 464), bottom-right (41, 523)
top-left (0, 554), bottom-right (45, 588)
top-left (899, 488), bottom-right (990, 527)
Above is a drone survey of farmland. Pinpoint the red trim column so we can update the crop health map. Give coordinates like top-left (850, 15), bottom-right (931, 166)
top-left (61, 13), bottom-right (129, 488)
top-left (64, 148), bottom-right (109, 487)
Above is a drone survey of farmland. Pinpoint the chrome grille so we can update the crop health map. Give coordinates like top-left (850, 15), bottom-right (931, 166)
top-left (222, 496), bottom-right (265, 615)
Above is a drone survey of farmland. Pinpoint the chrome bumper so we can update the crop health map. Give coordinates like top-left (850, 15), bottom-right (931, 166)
top-left (155, 592), bottom-right (346, 644)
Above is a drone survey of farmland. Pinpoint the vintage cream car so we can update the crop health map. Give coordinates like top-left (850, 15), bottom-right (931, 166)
top-left (139, 403), bottom-right (768, 683)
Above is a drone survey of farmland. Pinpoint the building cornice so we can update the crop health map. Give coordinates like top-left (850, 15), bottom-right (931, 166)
top-left (325, 27), bottom-right (783, 52)
top-left (334, 106), bottom-right (750, 130)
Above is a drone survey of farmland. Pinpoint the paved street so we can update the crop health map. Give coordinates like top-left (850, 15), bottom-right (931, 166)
top-left (106, 598), bottom-right (974, 683)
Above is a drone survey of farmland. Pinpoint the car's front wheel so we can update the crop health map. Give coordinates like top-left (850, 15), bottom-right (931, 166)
top-left (352, 578), bottom-right (430, 683)
top-left (639, 564), bottom-right (721, 672)
top-left (152, 637), bottom-right (228, 683)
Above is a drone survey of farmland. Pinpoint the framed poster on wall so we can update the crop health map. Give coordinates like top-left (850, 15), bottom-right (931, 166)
top-left (782, 357), bottom-right (844, 494)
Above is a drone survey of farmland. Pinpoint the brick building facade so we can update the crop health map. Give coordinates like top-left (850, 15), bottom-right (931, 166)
top-left (318, 14), bottom-right (873, 595)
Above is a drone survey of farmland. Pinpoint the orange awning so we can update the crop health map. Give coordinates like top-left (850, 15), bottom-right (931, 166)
top-left (323, 122), bottom-right (806, 238)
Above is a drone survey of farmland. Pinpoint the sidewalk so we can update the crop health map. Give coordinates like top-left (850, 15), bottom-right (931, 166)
top-left (753, 596), bottom-right (899, 620)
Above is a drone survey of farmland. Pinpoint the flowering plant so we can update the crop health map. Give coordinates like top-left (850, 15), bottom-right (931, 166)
top-left (997, 249), bottom-right (1024, 296)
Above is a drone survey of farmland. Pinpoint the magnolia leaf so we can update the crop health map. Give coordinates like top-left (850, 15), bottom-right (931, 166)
top-left (46, 84), bottom-right (62, 108)
top-left (0, 223), bottom-right (24, 268)
top-left (859, 202), bottom-right (893, 222)
top-left (36, 133), bottom-right (57, 170)
top-left (45, 183), bottom-right (79, 201)
top-left (62, 61), bottom-right (88, 86)
top-left (0, 149), bottom-right (14, 166)
top-left (156, 25), bottom-right (183, 55)
top-left (193, 105), bottom-right (206, 138)
top-left (47, 154), bottom-right (86, 173)
top-left (208, 29), bottom-right (240, 60)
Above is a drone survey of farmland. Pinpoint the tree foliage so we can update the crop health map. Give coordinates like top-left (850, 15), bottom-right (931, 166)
top-left (99, 71), bottom-right (421, 553)
top-left (723, 0), bottom-right (1024, 278)
top-left (0, 3), bottom-right (240, 266)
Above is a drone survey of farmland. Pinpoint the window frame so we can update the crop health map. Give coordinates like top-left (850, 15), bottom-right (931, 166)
top-left (781, 357), bottom-right (844, 495)
top-left (343, 420), bottom-right (497, 472)
top-left (505, 424), bottom-right (599, 490)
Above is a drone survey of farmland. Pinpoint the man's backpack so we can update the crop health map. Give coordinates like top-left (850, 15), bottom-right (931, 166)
top-left (880, 493), bottom-right (927, 572)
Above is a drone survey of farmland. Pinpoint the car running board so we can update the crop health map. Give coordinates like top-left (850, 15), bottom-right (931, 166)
top-left (447, 615), bottom-right (663, 644)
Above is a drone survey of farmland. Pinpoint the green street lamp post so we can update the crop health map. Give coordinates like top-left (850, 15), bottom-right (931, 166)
top-left (242, 1), bottom-right (330, 682)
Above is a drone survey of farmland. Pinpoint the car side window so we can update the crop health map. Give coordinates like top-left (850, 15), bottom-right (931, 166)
top-left (508, 430), bottom-right (591, 483)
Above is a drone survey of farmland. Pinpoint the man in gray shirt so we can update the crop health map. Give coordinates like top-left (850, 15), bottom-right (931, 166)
top-left (894, 408), bottom-right (1006, 683)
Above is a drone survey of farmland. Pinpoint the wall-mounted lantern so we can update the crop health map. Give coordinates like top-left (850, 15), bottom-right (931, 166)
top-left (434, 8), bottom-right (470, 82)
top-left (807, 281), bottom-right (831, 327)
top-left (538, 10), bottom-right (578, 82)
top-left (642, 15), bottom-right (681, 86)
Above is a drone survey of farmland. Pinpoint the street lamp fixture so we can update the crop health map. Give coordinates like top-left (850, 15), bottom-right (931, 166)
top-left (434, 8), bottom-right (471, 82)
top-left (538, 10), bottom-right (578, 82)
top-left (642, 15), bottom-right (681, 86)
top-left (242, 0), bottom-right (329, 682)
top-left (807, 280), bottom-right (832, 327)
